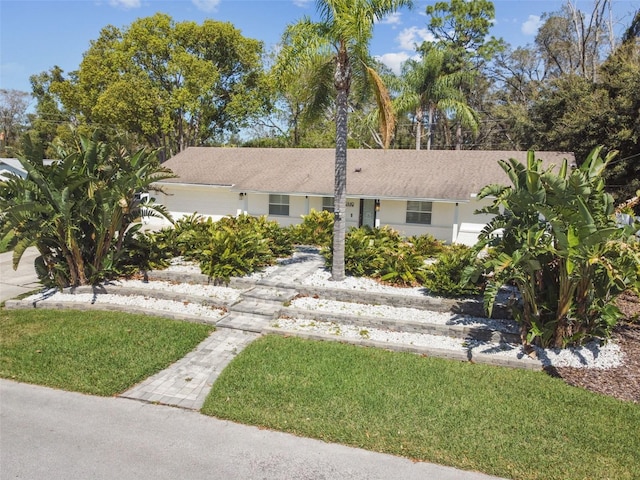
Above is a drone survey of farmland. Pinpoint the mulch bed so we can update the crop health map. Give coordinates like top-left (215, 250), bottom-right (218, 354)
top-left (551, 292), bottom-right (640, 404)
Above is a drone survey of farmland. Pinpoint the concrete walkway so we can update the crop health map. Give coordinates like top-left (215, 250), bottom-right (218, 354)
top-left (0, 247), bottom-right (41, 303)
top-left (121, 329), bottom-right (260, 409)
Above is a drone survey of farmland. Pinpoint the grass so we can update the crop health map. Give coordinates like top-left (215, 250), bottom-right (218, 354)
top-left (0, 308), bottom-right (213, 396)
top-left (202, 335), bottom-right (640, 480)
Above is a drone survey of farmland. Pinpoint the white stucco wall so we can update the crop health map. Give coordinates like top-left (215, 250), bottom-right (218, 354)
top-left (153, 184), bottom-right (495, 245)
top-left (153, 184), bottom-right (239, 225)
top-left (377, 199), bottom-right (454, 241)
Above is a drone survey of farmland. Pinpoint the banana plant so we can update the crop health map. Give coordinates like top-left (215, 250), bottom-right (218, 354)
top-left (0, 133), bottom-right (176, 287)
top-left (468, 147), bottom-right (640, 348)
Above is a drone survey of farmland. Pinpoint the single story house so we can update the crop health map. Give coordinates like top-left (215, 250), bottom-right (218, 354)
top-left (152, 148), bottom-right (574, 245)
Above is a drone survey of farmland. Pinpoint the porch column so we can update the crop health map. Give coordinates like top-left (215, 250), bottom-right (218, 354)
top-left (237, 193), bottom-right (248, 216)
top-left (452, 202), bottom-right (459, 243)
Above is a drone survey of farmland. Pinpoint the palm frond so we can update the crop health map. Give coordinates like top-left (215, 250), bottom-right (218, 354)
top-left (366, 65), bottom-right (395, 148)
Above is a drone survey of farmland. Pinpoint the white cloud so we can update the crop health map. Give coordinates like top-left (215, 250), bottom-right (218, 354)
top-left (108, 0), bottom-right (141, 9)
top-left (292, 0), bottom-right (312, 7)
top-left (377, 12), bottom-right (402, 26)
top-left (192, 0), bottom-right (221, 12)
top-left (521, 15), bottom-right (543, 35)
top-left (396, 26), bottom-right (435, 51)
top-left (376, 52), bottom-right (412, 75)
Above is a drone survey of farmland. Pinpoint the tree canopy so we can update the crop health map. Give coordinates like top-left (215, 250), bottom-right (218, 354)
top-left (42, 14), bottom-right (266, 160)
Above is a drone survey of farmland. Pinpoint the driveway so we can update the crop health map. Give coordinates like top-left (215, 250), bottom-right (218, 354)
top-left (0, 247), bottom-right (41, 302)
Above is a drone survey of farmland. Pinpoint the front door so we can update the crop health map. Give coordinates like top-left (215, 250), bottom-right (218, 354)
top-left (359, 199), bottom-right (376, 228)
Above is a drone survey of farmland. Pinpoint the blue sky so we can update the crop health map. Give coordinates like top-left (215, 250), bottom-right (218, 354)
top-left (1, 0), bottom-right (639, 99)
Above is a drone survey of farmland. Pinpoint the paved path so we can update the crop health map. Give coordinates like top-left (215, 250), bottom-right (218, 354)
top-left (121, 329), bottom-right (260, 409)
top-left (0, 247), bottom-right (41, 303)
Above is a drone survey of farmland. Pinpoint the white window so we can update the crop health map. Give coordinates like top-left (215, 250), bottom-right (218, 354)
top-left (269, 194), bottom-right (290, 216)
top-left (406, 201), bottom-right (432, 225)
top-left (322, 197), bottom-right (334, 213)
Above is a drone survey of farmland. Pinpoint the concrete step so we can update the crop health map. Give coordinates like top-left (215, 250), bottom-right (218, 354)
top-left (217, 311), bottom-right (272, 333)
top-left (241, 286), bottom-right (297, 303)
top-left (230, 300), bottom-right (280, 317)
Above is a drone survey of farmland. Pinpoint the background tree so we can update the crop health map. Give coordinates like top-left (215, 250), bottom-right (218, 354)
top-left (476, 45), bottom-right (545, 150)
top-left (535, 0), bottom-right (615, 82)
top-left (36, 14), bottom-right (265, 160)
top-left (27, 67), bottom-right (100, 159)
top-left (0, 89), bottom-right (30, 156)
top-left (266, 45), bottom-right (334, 147)
top-left (423, 0), bottom-right (504, 149)
top-left (393, 45), bottom-right (477, 150)
top-left (425, 0), bottom-right (503, 69)
top-left (521, 34), bottom-right (639, 208)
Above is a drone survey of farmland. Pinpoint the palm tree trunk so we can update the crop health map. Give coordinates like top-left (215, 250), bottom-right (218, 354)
top-left (426, 106), bottom-right (434, 151)
top-left (415, 106), bottom-right (423, 151)
top-left (455, 122), bottom-right (462, 150)
top-left (331, 46), bottom-right (350, 281)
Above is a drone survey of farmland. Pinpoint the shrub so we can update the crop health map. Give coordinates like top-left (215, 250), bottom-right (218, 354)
top-left (407, 233), bottom-right (446, 257)
top-left (375, 243), bottom-right (427, 286)
top-left (467, 148), bottom-right (640, 347)
top-left (172, 213), bottom-right (214, 259)
top-left (0, 134), bottom-right (175, 287)
top-left (423, 244), bottom-right (482, 297)
top-left (324, 226), bottom-right (426, 287)
top-left (131, 213), bottom-right (294, 279)
top-left (291, 209), bottom-right (334, 247)
top-left (217, 214), bottom-right (293, 258)
top-left (200, 224), bottom-right (273, 284)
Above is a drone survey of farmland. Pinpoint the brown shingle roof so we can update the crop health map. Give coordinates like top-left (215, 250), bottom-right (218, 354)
top-left (160, 147), bottom-right (574, 201)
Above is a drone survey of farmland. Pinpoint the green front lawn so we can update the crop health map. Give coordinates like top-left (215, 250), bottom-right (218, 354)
top-left (202, 335), bottom-right (640, 480)
top-left (0, 309), bottom-right (213, 395)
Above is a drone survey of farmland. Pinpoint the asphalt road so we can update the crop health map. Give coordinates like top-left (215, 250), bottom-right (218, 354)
top-left (0, 380), bottom-right (503, 480)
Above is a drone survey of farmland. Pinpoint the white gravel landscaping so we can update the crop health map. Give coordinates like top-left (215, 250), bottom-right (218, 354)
top-left (287, 296), bottom-right (519, 333)
top-left (274, 317), bottom-right (469, 351)
top-left (111, 278), bottom-right (242, 303)
top-left (271, 316), bottom-right (624, 370)
top-left (31, 291), bottom-right (226, 320)
top-left (301, 269), bottom-right (428, 296)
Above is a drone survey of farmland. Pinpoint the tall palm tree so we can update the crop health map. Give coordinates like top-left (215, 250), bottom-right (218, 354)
top-left (277, 0), bottom-right (412, 280)
top-left (394, 45), bottom-right (477, 150)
